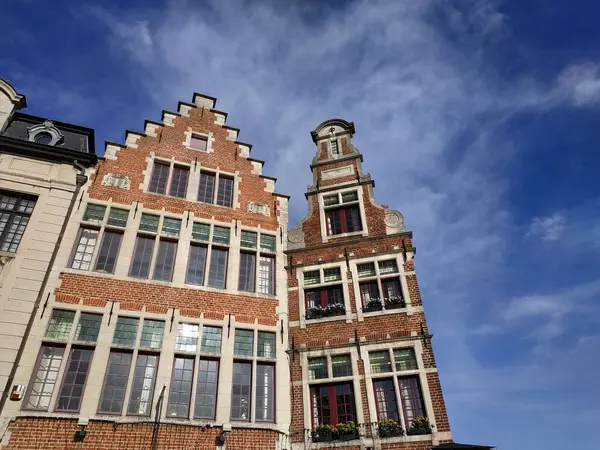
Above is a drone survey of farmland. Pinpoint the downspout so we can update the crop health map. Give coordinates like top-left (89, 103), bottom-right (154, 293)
top-left (0, 160), bottom-right (87, 414)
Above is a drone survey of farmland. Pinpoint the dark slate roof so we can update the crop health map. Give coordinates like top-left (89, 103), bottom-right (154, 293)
top-left (432, 443), bottom-right (495, 449)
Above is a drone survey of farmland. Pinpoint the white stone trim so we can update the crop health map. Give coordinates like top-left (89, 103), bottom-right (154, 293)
top-left (183, 127), bottom-right (215, 154)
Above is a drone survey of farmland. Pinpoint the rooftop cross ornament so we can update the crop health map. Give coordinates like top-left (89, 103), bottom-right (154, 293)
top-left (329, 126), bottom-right (335, 134)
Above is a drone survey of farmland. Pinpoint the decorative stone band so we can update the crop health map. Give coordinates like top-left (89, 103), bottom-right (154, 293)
top-left (101, 173), bottom-right (131, 190)
top-left (320, 165), bottom-right (354, 181)
top-left (247, 201), bottom-right (270, 216)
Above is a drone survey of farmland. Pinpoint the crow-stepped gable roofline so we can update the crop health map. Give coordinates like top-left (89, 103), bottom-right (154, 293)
top-left (0, 77), bottom-right (26, 109)
top-left (311, 118), bottom-right (355, 143)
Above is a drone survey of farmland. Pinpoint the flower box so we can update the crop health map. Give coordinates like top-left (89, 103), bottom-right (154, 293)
top-left (363, 298), bottom-right (383, 312)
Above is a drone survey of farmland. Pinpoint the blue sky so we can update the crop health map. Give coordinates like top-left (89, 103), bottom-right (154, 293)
top-left (2, 1), bottom-right (600, 448)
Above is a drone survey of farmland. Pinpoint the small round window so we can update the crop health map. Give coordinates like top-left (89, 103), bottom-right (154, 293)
top-left (34, 132), bottom-right (53, 145)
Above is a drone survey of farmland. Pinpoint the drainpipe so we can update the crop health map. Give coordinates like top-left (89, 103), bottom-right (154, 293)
top-left (0, 160), bottom-right (87, 414)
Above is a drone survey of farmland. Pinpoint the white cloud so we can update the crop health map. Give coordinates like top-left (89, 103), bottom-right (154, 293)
top-left (558, 62), bottom-right (600, 106)
top-left (527, 213), bottom-right (566, 241)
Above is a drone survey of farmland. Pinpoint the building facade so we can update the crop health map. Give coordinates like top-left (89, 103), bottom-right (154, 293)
top-left (0, 90), bottom-right (290, 449)
top-left (0, 78), bottom-right (97, 432)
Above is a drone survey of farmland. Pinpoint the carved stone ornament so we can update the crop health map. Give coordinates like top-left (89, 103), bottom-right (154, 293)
top-left (321, 165), bottom-right (354, 181)
top-left (247, 201), bottom-right (270, 216)
top-left (384, 209), bottom-right (405, 232)
top-left (27, 120), bottom-right (64, 146)
top-left (102, 173), bottom-right (131, 190)
top-left (287, 227), bottom-right (305, 250)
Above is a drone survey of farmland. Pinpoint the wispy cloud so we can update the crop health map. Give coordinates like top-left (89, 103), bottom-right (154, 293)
top-left (527, 213), bottom-right (567, 241)
top-left (557, 62), bottom-right (600, 107)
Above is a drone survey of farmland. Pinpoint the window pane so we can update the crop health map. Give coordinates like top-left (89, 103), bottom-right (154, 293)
top-left (0, 194), bottom-right (18, 211)
top-left (82, 204), bottom-right (106, 223)
top-left (149, 161), bottom-right (169, 194)
top-left (45, 310), bottom-right (75, 339)
top-left (107, 208), bottom-right (129, 227)
top-left (198, 172), bottom-right (216, 203)
top-left (190, 135), bottom-right (207, 151)
top-left (379, 259), bottom-right (399, 274)
top-left (332, 355), bottom-right (352, 378)
top-left (257, 331), bottom-right (276, 359)
top-left (255, 364), bottom-right (274, 422)
top-left (175, 323), bottom-right (199, 352)
top-left (161, 218), bottom-right (181, 237)
top-left (258, 256), bottom-right (274, 295)
top-left (127, 353), bottom-right (158, 416)
top-left (234, 329), bottom-right (254, 357)
top-left (308, 357), bottom-right (328, 380)
top-left (382, 279), bottom-right (403, 300)
top-left (140, 320), bottom-right (164, 349)
top-left (207, 248), bottom-right (228, 288)
top-left (399, 376), bottom-right (426, 425)
top-left (330, 140), bottom-right (339, 155)
top-left (260, 234), bottom-right (276, 252)
top-left (113, 317), bottom-right (139, 346)
top-left (139, 214), bottom-right (159, 233)
top-left (326, 209), bottom-right (342, 235)
top-left (56, 348), bottom-right (93, 412)
top-left (194, 359), bottom-right (219, 419)
top-left (99, 352), bottom-right (132, 414)
top-left (167, 357), bottom-right (194, 418)
top-left (341, 191), bottom-right (358, 203)
top-left (0, 211), bottom-right (31, 252)
top-left (335, 383), bottom-right (357, 424)
top-left (191, 222), bottom-right (210, 241)
top-left (240, 230), bottom-right (257, 249)
top-left (303, 270), bottom-right (320, 285)
top-left (212, 226), bottom-right (230, 245)
top-left (238, 252), bottom-right (256, 292)
top-left (201, 326), bottom-right (222, 354)
top-left (394, 348), bottom-right (418, 371)
top-left (357, 262), bottom-right (376, 278)
top-left (186, 244), bottom-right (207, 285)
top-left (75, 313), bottom-right (102, 342)
top-left (323, 195), bottom-right (339, 206)
top-left (323, 267), bottom-right (341, 282)
top-left (129, 236), bottom-right (155, 278)
top-left (231, 362), bottom-right (251, 420)
top-left (169, 166), bottom-right (189, 198)
top-left (360, 281), bottom-right (380, 305)
top-left (152, 240), bottom-right (177, 281)
top-left (369, 351), bottom-right (392, 374)
top-left (344, 206), bottom-right (363, 233)
top-left (216, 176), bottom-right (234, 207)
top-left (94, 231), bottom-right (122, 273)
top-left (26, 346), bottom-right (64, 410)
top-left (373, 379), bottom-right (399, 421)
top-left (310, 385), bottom-right (331, 426)
top-left (71, 228), bottom-right (99, 270)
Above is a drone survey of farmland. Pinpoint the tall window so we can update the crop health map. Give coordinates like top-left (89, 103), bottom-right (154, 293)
top-left (303, 267), bottom-right (345, 319)
top-left (168, 324), bottom-right (223, 419)
top-left (197, 170), bottom-right (234, 207)
top-left (238, 230), bottom-right (276, 295)
top-left (186, 222), bottom-right (230, 289)
top-left (231, 328), bottom-right (276, 422)
top-left (99, 316), bottom-right (164, 416)
top-left (0, 191), bottom-right (36, 252)
top-left (330, 139), bottom-right (339, 156)
top-left (70, 204), bottom-right (128, 274)
top-left (356, 259), bottom-right (404, 311)
top-left (130, 214), bottom-right (181, 282)
top-left (368, 347), bottom-right (426, 428)
top-left (148, 160), bottom-right (190, 198)
top-left (25, 309), bottom-right (102, 412)
top-left (323, 190), bottom-right (362, 236)
top-left (310, 383), bottom-right (356, 427)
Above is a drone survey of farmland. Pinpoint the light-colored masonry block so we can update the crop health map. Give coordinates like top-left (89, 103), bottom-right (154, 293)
top-left (247, 201), bottom-right (270, 217)
top-left (321, 164), bottom-right (354, 180)
top-left (162, 112), bottom-right (178, 127)
top-left (178, 104), bottom-right (192, 117)
top-left (263, 178), bottom-right (275, 193)
top-left (125, 132), bottom-right (142, 149)
top-left (238, 144), bottom-right (251, 158)
top-left (193, 96), bottom-right (215, 109)
top-left (226, 129), bottom-right (238, 141)
top-left (104, 143), bottom-right (122, 160)
top-left (144, 122), bottom-right (161, 137)
top-left (214, 112), bottom-right (226, 125)
top-left (250, 161), bottom-right (262, 175)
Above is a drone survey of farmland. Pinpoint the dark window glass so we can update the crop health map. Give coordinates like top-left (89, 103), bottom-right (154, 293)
top-left (240, 231), bottom-right (257, 249)
top-left (128, 353), bottom-right (158, 416)
top-left (161, 218), bottom-right (181, 237)
top-left (335, 382), bottom-right (357, 424)
top-left (56, 348), bottom-right (93, 412)
top-left (82, 203), bottom-right (106, 223)
top-left (325, 209), bottom-right (342, 235)
top-left (310, 385), bottom-right (331, 426)
top-left (308, 357), bottom-right (328, 380)
top-left (234, 329), bottom-right (254, 357)
top-left (369, 351), bottom-right (392, 374)
top-left (95, 231), bottom-right (122, 273)
top-left (194, 359), bottom-right (219, 419)
top-left (167, 357), bottom-right (194, 418)
top-left (258, 256), bottom-right (275, 295)
top-left (357, 262), bottom-right (376, 277)
top-left (216, 176), bottom-right (234, 207)
top-left (129, 236), bottom-right (155, 278)
top-left (191, 223), bottom-right (210, 241)
top-left (212, 226), bottom-right (230, 245)
top-left (257, 331), bottom-right (276, 359)
top-left (201, 326), bottom-right (222, 354)
top-left (255, 364), bottom-right (275, 422)
top-left (238, 252), bottom-right (256, 292)
top-left (75, 313), bottom-right (102, 342)
top-left (259, 234), bottom-right (276, 252)
top-left (374, 379), bottom-right (399, 421)
top-left (399, 376), bottom-right (426, 425)
top-left (332, 355), bottom-right (352, 378)
top-left (140, 320), bottom-right (165, 349)
top-left (303, 270), bottom-right (320, 285)
top-left (149, 162), bottom-right (170, 194)
top-left (45, 309), bottom-right (75, 339)
top-left (34, 132), bottom-right (53, 144)
top-left (198, 172), bottom-right (216, 203)
top-left (394, 348), bottom-right (418, 371)
top-left (231, 362), bottom-right (251, 420)
top-left (207, 248), bottom-right (228, 288)
top-left (25, 346), bottom-right (65, 410)
top-left (139, 213), bottom-right (159, 232)
top-left (323, 267), bottom-right (341, 282)
top-left (190, 134), bottom-right (207, 151)
top-left (330, 140), bottom-right (339, 155)
top-left (113, 317), bottom-right (139, 346)
top-left (326, 206), bottom-right (362, 235)
top-left (382, 278), bottom-right (402, 300)
top-left (360, 281), bottom-right (380, 305)
top-left (341, 191), bottom-right (358, 203)
top-left (186, 244), bottom-right (207, 285)
top-left (152, 240), bottom-right (177, 281)
top-left (169, 166), bottom-right (189, 198)
top-left (378, 259), bottom-right (399, 274)
top-left (310, 383), bottom-right (357, 426)
top-left (305, 286), bottom-right (343, 309)
top-left (107, 208), bottom-right (129, 227)
top-left (99, 352), bottom-right (132, 414)
top-left (345, 206), bottom-right (362, 232)
top-left (71, 228), bottom-right (99, 270)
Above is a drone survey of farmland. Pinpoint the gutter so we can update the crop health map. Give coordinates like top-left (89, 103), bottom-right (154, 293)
top-left (0, 160), bottom-right (87, 414)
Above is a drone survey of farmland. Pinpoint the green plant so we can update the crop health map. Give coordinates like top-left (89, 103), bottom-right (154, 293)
top-left (407, 416), bottom-right (432, 435)
top-left (324, 302), bottom-right (345, 316)
top-left (311, 424), bottom-right (335, 442)
top-left (364, 298), bottom-right (383, 312)
top-left (306, 306), bottom-right (324, 320)
top-left (378, 418), bottom-right (404, 438)
top-left (335, 421), bottom-right (358, 440)
top-left (384, 296), bottom-right (406, 309)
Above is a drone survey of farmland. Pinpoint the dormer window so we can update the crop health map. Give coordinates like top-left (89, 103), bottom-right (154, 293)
top-left (323, 190), bottom-right (362, 236)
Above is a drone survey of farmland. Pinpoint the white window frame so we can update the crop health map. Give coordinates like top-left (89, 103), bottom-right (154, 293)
top-left (318, 187), bottom-right (368, 242)
top-left (183, 129), bottom-right (214, 153)
top-left (238, 229), bottom-right (277, 295)
top-left (196, 167), bottom-right (237, 208)
top-left (185, 221), bottom-right (231, 289)
top-left (146, 157), bottom-right (192, 199)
